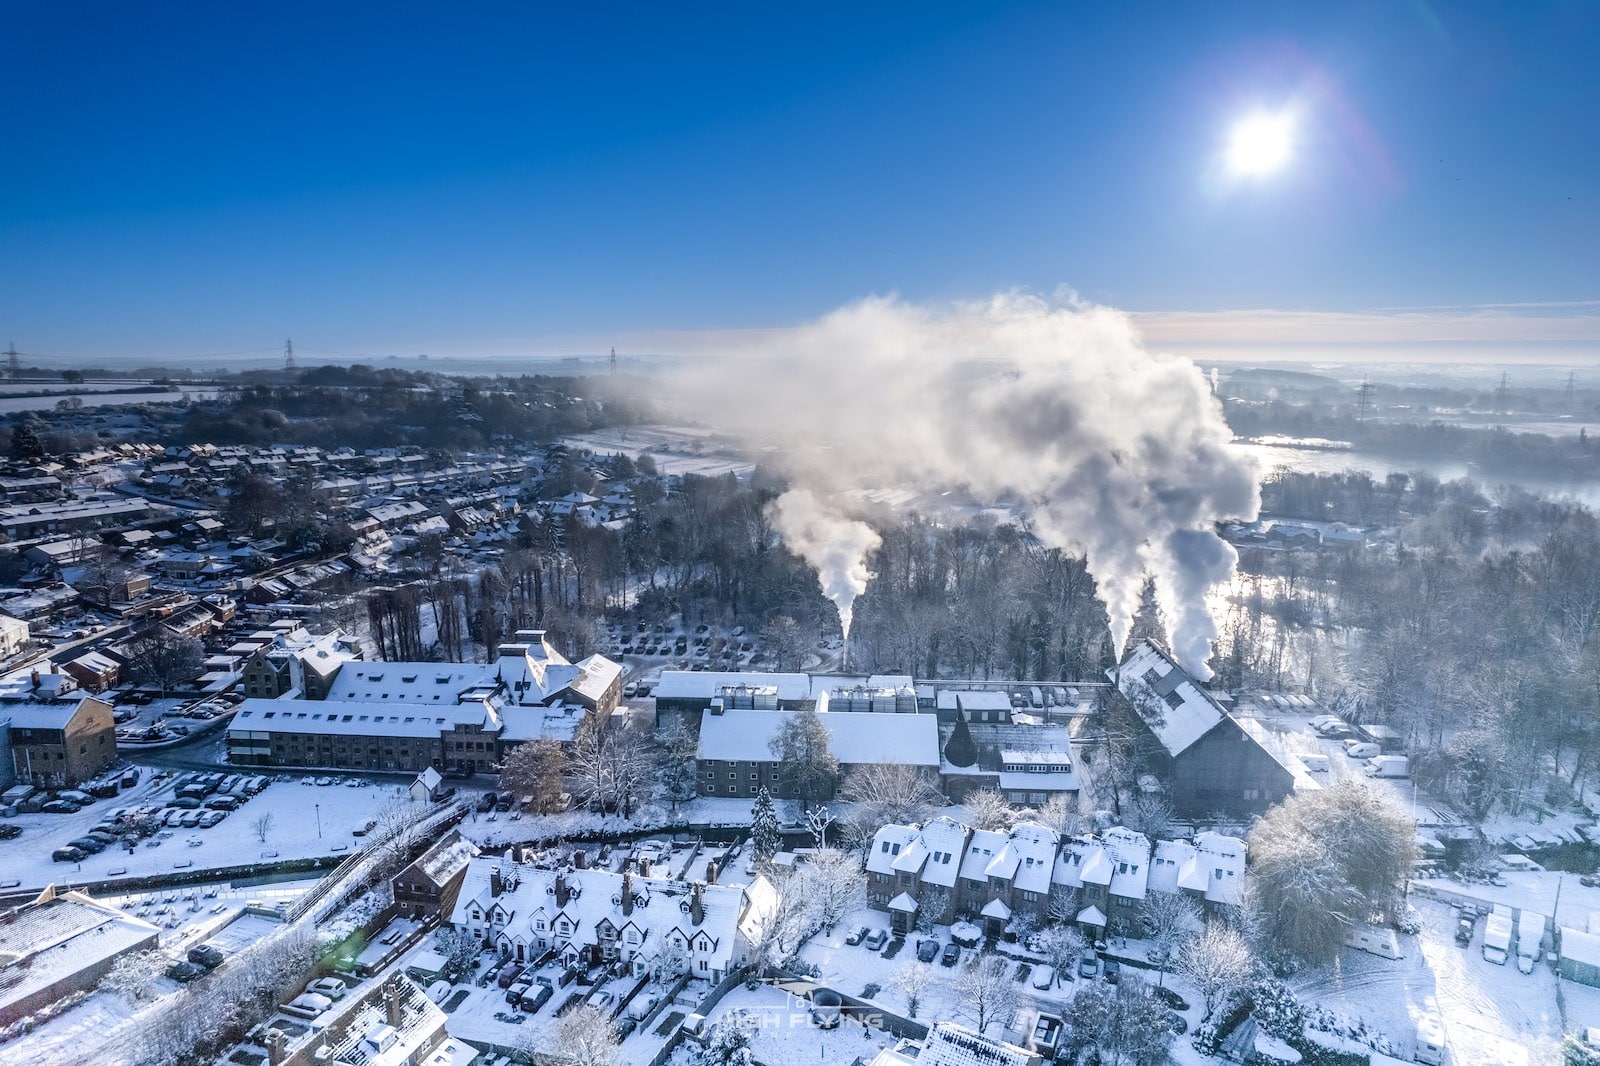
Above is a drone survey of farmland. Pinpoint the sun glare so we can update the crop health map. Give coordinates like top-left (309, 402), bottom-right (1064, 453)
top-left (1226, 110), bottom-right (1295, 177)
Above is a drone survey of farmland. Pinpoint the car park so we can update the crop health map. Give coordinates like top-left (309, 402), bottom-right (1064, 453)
top-left (917, 938), bottom-right (940, 963)
top-left (941, 943), bottom-right (961, 967)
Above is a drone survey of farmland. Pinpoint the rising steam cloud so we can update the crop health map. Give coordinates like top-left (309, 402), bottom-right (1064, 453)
top-left (668, 292), bottom-right (1260, 678)
top-left (767, 488), bottom-right (881, 639)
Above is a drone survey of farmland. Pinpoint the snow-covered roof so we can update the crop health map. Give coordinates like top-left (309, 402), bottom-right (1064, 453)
top-left (231, 698), bottom-right (462, 738)
top-left (1236, 717), bottom-right (1321, 794)
top-left (934, 689), bottom-right (1012, 712)
top-left (1149, 839), bottom-right (1194, 896)
top-left (695, 709), bottom-right (940, 767)
top-left (1193, 832), bottom-right (1247, 905)
top-left (1561, 927), bottom-right (1600, 968)
top-left (450, 858), bottom-right (764, 973)
top-left (1006, 823), bottom-right (1059, 895)
top-left (916, 1022), bottom-right (1037, 1066)
top-left (889, 892), bottom-right (919, 912)
top-left (1111, 641), bottom-right (1225, 756)
top-left (981, 898), bottom-right (1011, 919)
top-left (328, 662), bottom-right (496, 703)
top-left (1077, 905), bottom-right (1106, 926)
top-left (1103, 827), bottom-right (1152, 900)
top-left (958, 829), bottom-right (1010, 883)
top-left (0, 890), bottom-right (160, 1018)
top-left (867, 825), bottom-right (920, 876)
top-left (867, 817), bottom-right (967, 887)
top-left (655, 670), bottom-right (812, 703)
top-left (0, 697), bottom-right (105, 730)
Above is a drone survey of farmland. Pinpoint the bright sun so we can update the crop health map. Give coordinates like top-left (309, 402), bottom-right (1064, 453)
top-left (1226, 111), bottom-right (1296, 177)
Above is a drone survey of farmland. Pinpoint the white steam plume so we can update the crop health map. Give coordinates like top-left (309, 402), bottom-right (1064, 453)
top-left (669, 293), bottom-right (1260, 678)
top-left (767, 488), bottom-right (881, 638)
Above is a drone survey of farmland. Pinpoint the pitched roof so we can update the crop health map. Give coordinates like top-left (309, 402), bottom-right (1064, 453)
top-left (1111, 640), bottom-right (1225, 756)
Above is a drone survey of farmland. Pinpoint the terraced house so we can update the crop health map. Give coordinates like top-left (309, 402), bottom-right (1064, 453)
top-left (449, 857), bottom-right (777, 982)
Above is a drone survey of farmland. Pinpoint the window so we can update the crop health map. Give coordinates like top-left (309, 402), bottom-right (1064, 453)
top-left (728, 772), bottom-right (736, 780)
top-left (1163, 689), bottom-right (1185, 710)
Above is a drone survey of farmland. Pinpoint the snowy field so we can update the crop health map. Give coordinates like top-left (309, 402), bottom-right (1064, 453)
top-left (0, 772), bottom-right (415, 893)
top-left (560, 425), bottom-right (755, 479)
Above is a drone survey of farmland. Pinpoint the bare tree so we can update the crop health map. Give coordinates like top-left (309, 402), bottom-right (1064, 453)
top-left (890, 961), bottom-right (935, 1018)
top-left (1177, 922), bottom-right (1255, 1020)
top-left (123, 625), bottom-right (205, 696)
top-left (1047, 884), bottom-right (1082, 926)
top-left (1029, 793), bottom-right (1084, 838)
top-left (499, 737), bottom-right (568, 813)
top-left (548, 1005), bottom-right (621, 1066)
top-left (840, 763), bottom-right (944, 837)
top-left (1122, 793), bottom-right (1174, 839)
top-left (1033, 924), bottom-right (1087, 986)
top-left (963, 787), bottom-right (1013, 831)
top-left (251, 811), bottom-right (275, 844)
top-left (958, 952), bottom-right (1019, 1035)
top-left (569, 717), bottom-right (656, 818)
top-left (805, 804), bottom-right (836, 849)
top-left (99, 949), bottom-right (167, 1005)
top-left (796, 848), bottom-right (865, 932)
top-left (1140, 891), bottom-right (1200, 982)
top-left (656, 718), bottom-right (701, 814)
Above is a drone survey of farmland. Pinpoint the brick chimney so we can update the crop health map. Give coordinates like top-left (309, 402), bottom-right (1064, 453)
top-left (266, 1028), bottom-right (288, 1066)
top-left (489, 868), bottom-right (504, 898)
top-left (555, 872), bottom-right (569, 908)
top-left (705, 860), bottom-right (718, 884)
top-left (621, 872), bottom-right (633, 915)
top-left (385, 980), bottom-right (403, 1027)
top-left (639, 856), bottom-right (651, 878)
top-left (690, 883), bottom-right (704, 927)
top-left (573, 849), bottom-right (587, 870)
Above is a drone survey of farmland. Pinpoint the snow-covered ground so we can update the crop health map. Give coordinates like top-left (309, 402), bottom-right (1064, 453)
top-left (695, 983), bottom-right (902, 1066)
top-left (1289, 895), bottom-right (1600, 1066)
top-left (0, 772), bottom-right (415, 893)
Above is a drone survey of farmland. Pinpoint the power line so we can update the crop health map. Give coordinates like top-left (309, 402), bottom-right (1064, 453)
top-left (284, 338), bottom-right (296, 370)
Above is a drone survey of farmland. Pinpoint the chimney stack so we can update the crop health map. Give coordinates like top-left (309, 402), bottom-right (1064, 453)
top-left (639, 856), bottom-right (651, 878)
top-left (555, 873), bottom-right (569, 908)
top-left (705, 860), bottom-right (718, 884)
top-left (267, 1029), bottom-right (288, 1066)
top-left (574, 849), bottom-right (587, 870)
top-left (621, 872), bottom-right (633, 915)
top-left (489, 868), bottom-right (504, 898)
top-left (385, 979), bottom-right (403, 1027)
top-left (690, 883), bottom-right (704, 927)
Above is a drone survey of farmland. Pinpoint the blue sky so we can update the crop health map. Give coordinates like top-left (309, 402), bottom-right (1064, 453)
top-left (2, 1), bottom-right (1596, 364)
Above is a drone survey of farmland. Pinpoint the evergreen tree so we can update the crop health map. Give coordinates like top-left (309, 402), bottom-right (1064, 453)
top-left (9, 422), bottom-right (44, 463)
top-left (944, 715), bottom-right (977, 767)
top-left (750, 788), bottom-right (780, 865)
top-left (768, 704), bottom-right (838, 809)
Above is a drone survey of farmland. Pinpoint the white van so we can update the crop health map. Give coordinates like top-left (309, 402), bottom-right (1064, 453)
top-left (1299, 753), bottom-right (1330, 773)
top-left (1415, 1016), bottom-right (1445, 1065)
top-left (1366, 755), bottom-right (1410, 778)
top-left (1344, 741), bottom-right (1381, 759)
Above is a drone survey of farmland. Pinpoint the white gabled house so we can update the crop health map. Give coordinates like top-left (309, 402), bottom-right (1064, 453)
top-left (449, 857), bottom-right (777, 983)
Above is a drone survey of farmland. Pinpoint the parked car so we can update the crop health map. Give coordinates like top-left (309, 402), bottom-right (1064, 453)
top-left (166, 961), bottom-right (207, 983)
top-left (188, 945), bottom-right (224, 969)
top-left (1031, 964), bottom-right (1056, 989)
top-left (1153, 987), bottom-right (1189, 1011)
top-left (917, 939), bottom-right (940, 963)
top-left (846, 926), bottom-right (869, 946)
top-left (520, 983), bottom-right (553, 1013)
top-left (506, 980), bottom-right (532, 1006)
top-left (862, 929), bottom-right (888, 951)
top-left (0, 824), bottom-right (20, 840)
top-left (198, 811), bottom-right (226, 828)
top-left (497, 965), bottom-right (525, 989)
top-left (1456, 917), bottom-right (1475, 946)
top-left (41, 800), bottom-right (82, 814)
top-left (1102, 959), bottom-right (1120, 984)
top-left (941, 943), bottom-right (961, 967)
top-left (67, 836), bottom-right (107, 853)
top-left (587, 990), bottom-right (616, 1011)
top-left (52, 845), bottom-right (87, 862)
top-left (1078, 953), bottom-right (1099, 979)
top-left (307, 977), bottom-right (347, 1000)
top-left (494, 797), bottom-right (512, 813)
top-left (1166, 1012), bottom-right (1189, 1034)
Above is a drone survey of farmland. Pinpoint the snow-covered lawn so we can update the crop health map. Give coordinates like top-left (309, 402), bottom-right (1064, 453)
top-left (0, 988), bottom-right (139, 1066)
top-left (0, 775), bottom-right (416, 892)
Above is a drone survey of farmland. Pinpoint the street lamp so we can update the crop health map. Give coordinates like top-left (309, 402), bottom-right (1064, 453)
top-left (315, 803), bottom-right (321, 839)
